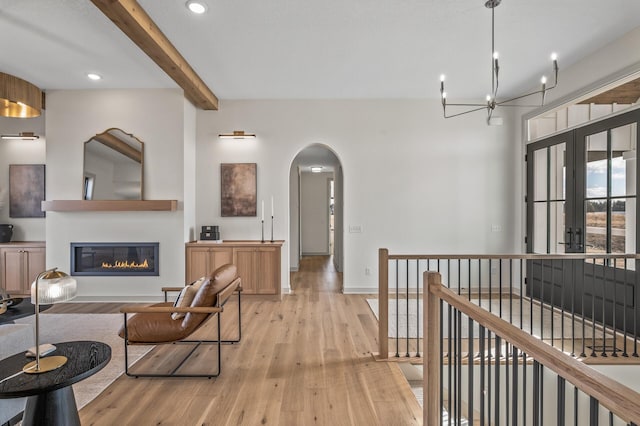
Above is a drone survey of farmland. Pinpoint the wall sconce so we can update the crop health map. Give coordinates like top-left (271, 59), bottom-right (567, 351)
top-left (1, 132), bottom-right (39, 140)
top-left (0, 72), bottom-right (43, 118)
top-left (218, 130), bottom-right (256, 139)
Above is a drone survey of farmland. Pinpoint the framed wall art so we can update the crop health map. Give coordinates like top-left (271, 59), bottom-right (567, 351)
top-left (9, 164), bottom-right (46, 218)
top-left (220, 163), bottom-right (257, 217)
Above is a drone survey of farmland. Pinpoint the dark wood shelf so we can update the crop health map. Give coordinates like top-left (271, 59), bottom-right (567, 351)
top-left (41, 200), bottom-right (178, 212)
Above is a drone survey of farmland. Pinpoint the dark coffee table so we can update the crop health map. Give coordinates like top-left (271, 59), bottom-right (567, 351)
top-left (0, 298), bottom-right (51, 324)
top-left (0, 340), bottom-right (111, 426)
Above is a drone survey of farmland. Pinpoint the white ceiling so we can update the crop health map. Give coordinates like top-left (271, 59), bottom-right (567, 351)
top-left (1, 0), bottom-right (640, 101)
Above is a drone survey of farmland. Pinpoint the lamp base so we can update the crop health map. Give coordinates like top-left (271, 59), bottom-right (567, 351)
top-left (23, 355), bottom-right (68, 374)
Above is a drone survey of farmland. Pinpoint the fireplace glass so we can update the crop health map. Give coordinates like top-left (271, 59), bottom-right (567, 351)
top-left (71, 243), bottom-right (159, 276)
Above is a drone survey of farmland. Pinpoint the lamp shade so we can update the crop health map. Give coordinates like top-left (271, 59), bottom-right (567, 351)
top-left (0, 72), bottom-right (43, 118)
top-left (31, 270), bottom-right (77, 304)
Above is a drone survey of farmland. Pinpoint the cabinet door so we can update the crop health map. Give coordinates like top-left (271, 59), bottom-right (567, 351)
top-left (234, 248), bottom-right (256, 294)
top-left (2, 249), bottom-right (25, 294)
top-left (209, 247), bottom-right (233, 272)
top-left (186, 247), bottom-right (211, 283)
top-left (256, 248), bottom-right (279, 294)
top-left (24, 247), bottom-right (46, 294)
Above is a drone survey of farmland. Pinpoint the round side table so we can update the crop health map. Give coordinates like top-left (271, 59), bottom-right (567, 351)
top-left (0, 340), bottom-right (111, 426)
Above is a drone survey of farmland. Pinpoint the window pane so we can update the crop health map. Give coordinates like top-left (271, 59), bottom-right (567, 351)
top-left (611, 123), bottom-right (636, 197)
top-left (533, 149), bottom-right (547, 202)
top-left (533, 202), bottom-right (548, 253)
top-left (586, 131), bottom-right (608, 199)
top-left (585, 199), bottom-right (607, 254)
top-left (550, 201), bottom-right (566, 253)
top-left (549, 143), bottom-right (566, 201)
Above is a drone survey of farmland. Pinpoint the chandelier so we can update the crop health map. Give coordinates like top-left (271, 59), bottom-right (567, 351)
top-left (439, 0), bottom-right (559, 123)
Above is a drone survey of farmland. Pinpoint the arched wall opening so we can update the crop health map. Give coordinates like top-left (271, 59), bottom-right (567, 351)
top-left (289, 143), bottom-right (344, 280)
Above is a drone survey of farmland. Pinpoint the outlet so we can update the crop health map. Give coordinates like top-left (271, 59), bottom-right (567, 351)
top-left (349, 225), bottom-right (363, 233)
top-left (491, 224), bottom-right (502, 232)
top-left (365, 267), bottom-right (371, 276)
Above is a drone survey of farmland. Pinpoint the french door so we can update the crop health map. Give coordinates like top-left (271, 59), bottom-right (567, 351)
top-left (527, 108), bottom-right (640, 333)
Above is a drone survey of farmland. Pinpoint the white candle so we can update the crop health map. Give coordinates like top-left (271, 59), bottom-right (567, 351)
top-left (271, 196), bottom-right (274, 217)
top-left (261, 200), bottom-right (264, 221)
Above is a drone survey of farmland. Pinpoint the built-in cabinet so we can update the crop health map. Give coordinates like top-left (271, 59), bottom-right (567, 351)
top-left (0, 242), bottom-right (46, 296)
top-left (185, 241), bottom-right (283, 296)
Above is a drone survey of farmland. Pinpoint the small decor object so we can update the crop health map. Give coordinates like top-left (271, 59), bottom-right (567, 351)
top-left (200, 225), bottom-right (221, 241)
top-left (221, 163), bottom-right (257, 217)
top-left (9, 164), bottom-right (45, 218)
top-left (0, 224), bottom-right (13, 242)
top-left (24, 268), bottom-right (77, 374)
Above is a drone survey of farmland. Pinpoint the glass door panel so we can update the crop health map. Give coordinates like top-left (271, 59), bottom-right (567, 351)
top-left (529, 141), bottom-right (567, 254)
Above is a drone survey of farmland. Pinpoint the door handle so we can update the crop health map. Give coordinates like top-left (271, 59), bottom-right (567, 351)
top-left (565, 228), bottom-right (573, 249)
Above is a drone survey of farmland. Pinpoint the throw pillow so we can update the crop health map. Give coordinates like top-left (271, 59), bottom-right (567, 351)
top-left (171, 277), bottom-right (206, 320)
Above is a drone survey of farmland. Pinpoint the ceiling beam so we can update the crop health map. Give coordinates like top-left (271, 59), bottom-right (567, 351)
top-left (90, 0), bottom-right (218, 110)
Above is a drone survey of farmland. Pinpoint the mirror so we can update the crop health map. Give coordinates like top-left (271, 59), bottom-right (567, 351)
top-left (83, 128), bottom-right (144, 200)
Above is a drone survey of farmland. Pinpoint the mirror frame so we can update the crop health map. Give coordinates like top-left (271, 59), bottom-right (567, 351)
top-left (82, 128), bottom-right (144, 200)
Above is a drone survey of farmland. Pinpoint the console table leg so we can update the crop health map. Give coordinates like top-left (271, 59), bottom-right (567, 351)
top-left (22, 386), bottom-right (80, 426)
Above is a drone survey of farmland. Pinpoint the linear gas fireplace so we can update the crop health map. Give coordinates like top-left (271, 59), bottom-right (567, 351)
top-left (71, 242), bottom-right (159, 276)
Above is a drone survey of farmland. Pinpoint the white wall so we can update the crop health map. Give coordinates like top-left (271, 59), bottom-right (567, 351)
top-left (301, 171), bottom-right (332, 255)
top-left (197, 100), bottom-right (517, 293)
top-left (45, 89), bottom-right (188, 301)
top-left (0, 115), bottom-right (46, 241)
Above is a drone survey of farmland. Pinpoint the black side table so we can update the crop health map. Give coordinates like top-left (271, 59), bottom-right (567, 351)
top-left (0, 340), bottom-right (111, 426)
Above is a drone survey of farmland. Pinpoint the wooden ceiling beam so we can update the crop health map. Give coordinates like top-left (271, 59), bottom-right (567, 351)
top-left (90, 0), bottom-right (218, 110)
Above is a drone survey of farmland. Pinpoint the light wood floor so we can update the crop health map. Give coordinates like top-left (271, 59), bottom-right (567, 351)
top-left (72, 256), bottom-right (422, 425)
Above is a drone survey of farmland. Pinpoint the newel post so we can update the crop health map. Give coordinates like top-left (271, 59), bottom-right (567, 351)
top-left (424, 271), bottom-right (441, 426)
top-left (378, 248), bottom-right (389, 359)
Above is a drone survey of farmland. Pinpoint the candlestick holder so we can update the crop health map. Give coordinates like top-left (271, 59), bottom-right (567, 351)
top-left (261, 219), bottom-right (265, 243)
top-left (270, 215), bottom-right (274, 243)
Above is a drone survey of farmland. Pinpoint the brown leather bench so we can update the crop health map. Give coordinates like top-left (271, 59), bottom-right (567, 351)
top-left (119, 263), bottom-right (242, 378)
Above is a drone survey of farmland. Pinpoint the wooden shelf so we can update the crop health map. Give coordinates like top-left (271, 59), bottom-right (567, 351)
top-left (41, 200), bottom-right (178, 212)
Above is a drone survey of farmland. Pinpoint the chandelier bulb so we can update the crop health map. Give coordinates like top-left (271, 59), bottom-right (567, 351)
top-left (550, 52), bottom-right (558, 61)
top-left (486, 95), bottom-right (491, 102)
top-left (493, 52), bottom-right (499, 60)
top-left (440, 74), bottom-right (446, 82)
top-left (541, 76), bottom-right (547, 84)
top-left (442, 92), bottom-right (447, 99)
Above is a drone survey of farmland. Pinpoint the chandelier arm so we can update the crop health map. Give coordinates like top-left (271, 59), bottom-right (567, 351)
top-left (444, 105), bottom-right (492, 119)
top-left (446, 103), bottom-right (492, 107)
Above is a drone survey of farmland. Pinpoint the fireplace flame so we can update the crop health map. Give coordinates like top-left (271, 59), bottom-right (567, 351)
top-left (101, 259), bottom-right (150, 269)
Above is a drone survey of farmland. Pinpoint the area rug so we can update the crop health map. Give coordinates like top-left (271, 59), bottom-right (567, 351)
top-left (14, 313), bottom-right (152, 409)
top-left (367, 299), bottom-right (423, 338)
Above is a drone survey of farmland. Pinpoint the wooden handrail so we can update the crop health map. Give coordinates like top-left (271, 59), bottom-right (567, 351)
top-left (424, 270), bottom-right (640, 425)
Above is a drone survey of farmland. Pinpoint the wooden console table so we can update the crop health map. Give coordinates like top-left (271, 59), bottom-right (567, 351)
top-left (185, 240), bottom-right (283, 296)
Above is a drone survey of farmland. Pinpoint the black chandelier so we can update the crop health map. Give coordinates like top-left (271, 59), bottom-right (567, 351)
top-left (439, 0), bottom-right (559, 123)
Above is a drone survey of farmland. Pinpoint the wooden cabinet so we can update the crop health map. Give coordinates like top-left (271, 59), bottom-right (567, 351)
top-left (185, 241), bottom-right (283, 296)
top-left (185, 245), bottom-right (233, 283)
top-left (0, 242), bottom-right (46, 296)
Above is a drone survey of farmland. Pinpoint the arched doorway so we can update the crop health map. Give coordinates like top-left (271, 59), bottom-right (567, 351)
top-left (289, 144), bottom-right (344, 288)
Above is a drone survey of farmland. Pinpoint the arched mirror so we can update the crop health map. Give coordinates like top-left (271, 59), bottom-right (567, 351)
top-left (83, 128), bottom-right (144, 200)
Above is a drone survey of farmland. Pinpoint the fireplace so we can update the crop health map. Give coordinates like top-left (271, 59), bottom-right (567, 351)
top-left (71, 243), bottom-right (159, 276)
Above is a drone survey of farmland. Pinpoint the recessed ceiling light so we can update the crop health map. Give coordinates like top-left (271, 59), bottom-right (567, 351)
top-left (186, 1), bottom-right (207, 14)
top-left (311, 166), bottom-right (323, 173)
top-left (87, 73), bottom-right (102, 81)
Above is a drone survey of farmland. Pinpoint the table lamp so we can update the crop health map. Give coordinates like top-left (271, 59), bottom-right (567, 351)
top-left (23, 268), bottom-right (77, 374)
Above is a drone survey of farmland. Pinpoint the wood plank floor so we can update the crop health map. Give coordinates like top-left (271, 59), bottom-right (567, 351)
top-left (75, 256), bottom-right (422, 425)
